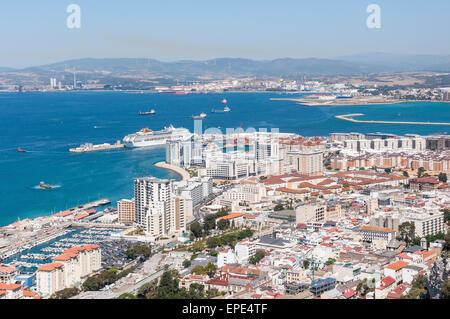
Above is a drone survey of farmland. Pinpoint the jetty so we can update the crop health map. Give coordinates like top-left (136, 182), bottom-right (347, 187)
top-left (153, 162), bottom-right (190, 180)
top-left (335, 113), bottom-right (450, 126)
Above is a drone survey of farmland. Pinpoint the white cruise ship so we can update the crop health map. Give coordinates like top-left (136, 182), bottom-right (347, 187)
top-left (123, 125), bottom-right (191, 148)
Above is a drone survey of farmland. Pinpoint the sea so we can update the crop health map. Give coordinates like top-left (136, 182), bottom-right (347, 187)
top-left (0, 91), bottom-right (449, 227)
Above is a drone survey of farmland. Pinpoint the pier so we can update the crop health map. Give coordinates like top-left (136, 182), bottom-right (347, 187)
top-left (71, 198), bottom-right (111, 211)
top-left (335, 113), bottom-right (450, 126)
top-left (153, 162), bottom-right (190, 180)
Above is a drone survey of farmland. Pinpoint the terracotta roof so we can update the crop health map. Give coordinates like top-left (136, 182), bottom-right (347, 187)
top-left (74, 212), bottom-right (89, 220)
top-left (37, 262), bottom-right (64, 271)
top-left (22, 289), bottom-right (37, 297)
top-left (361, 225), bottom-right (395, 233)
top-left (410, 177), bottom-right (439, 184)
top-left (276, 187), bottom-right (309, 194)
top-left (0, 266), bottom-right (16, 273)
top-left (385, 260), bottom-right (409, 271)
top-left (55, 210), bottom-right (73, 217)
top-left (0, 283), bottom-right (21, 290)
top-left (379, 276), bottom-right (395, 289)
top-left (217, 212), bottom-right (243, 220)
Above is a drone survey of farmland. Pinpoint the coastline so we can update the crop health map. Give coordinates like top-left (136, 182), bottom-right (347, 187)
top-left (335, 113), bottom-right (450, 126)
top-left (270, 97), bottom-right (450, 107)
top-left (270, 97), bottom-right (403, 106)
top-left (153, 162), bottom-right (190, 181)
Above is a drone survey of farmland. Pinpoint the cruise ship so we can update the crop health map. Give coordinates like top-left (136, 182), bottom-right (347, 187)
top-left (123, 125), bottom-right (191, 148)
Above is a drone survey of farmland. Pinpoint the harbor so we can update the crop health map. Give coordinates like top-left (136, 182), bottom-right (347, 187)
top-left (2, 227), bottom-right (130, 272)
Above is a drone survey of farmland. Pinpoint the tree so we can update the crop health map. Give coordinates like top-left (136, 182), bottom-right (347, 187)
top-left (249, 250), bottom-right (266, 265)
top-left (191, 265), bottom-right (207, 275)
top-left (442, 209), bottom-right (450, 223)
top-left (126, 244), bottom-right (151, 260)
top-left (384, 168), bottom-right (392, 173)
top-left (303, 260), bottom-right (310, 269)
top-left (191, 241), bottom-right (204, 253)
top-left (325, 258), bottom-right (336, 266)
top-left (82, 275), bottom-right (102, 291)
top-left (438, 172), bottom-right (447, 183)
top-left (445, 232), bottom-right (450, 251)
top-left (137, 280), bottom-right (158, 299)
top-left (206, 237), bottom-right (219, 249)
top-left (182, 260), bottom-right (191, 268)
top-left (204, 262), bottom-right (217, 277)
top-left (50, 287), bottom-right (80, 299)
top-left (417, 167), bottom-right (426, 178)
top-left (274, 203), bottom-right (284, 211)
top-left (209, 250), bottom-right (218, 257)
top-left (190, 222), bottom-right (203, 238)
top-left (217, 219), bottom-right (229, 231)
top-left (398, 222), bottom-right (415, 244)
top-left (401, 274), bottom-right (427, 299)
top-left (155, 270), bottom-right (181, 299)
top-left (403, 170), bottom-right (409, 177)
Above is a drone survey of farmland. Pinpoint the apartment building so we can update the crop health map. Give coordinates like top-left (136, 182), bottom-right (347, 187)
top-left (235, 240), bottom-right (256, 264)
top-left (36, 244), bottom-right (101, 297)
top-left (295, 204), bottom-right (326, 224)
top-left (36, 263), bottom-right (64, 297)
top-left (117, 198), bottom-right (135, 224)
top-left (360, 226), bottom-right (396, 243)
top-left (288, 150), bottom-right (324, 176)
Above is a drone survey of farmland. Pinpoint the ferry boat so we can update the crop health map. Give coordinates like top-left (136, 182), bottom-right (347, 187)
top-left (69, 141), bottom-right (124, 153)
top-left (138, 109), bottom-right (156, 116)
top-left (190, 113), bottom-right (207, 119)
top-left (123, 125), bottom-right (191, 148)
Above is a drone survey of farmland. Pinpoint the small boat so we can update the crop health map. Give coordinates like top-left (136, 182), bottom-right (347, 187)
top-left (139, 109), bottom-right (156, 116)
top-left (38, 181), bottom-right (54, 189)
top-left (17, 148), bottom-right (26, 153)
top-left (221, 99), bottom-right (227, 104)
top-left (190, 113), bottom-right (207, 119)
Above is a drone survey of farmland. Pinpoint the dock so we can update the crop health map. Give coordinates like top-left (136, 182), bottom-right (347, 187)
top-left (335, 113), bottom-right (450, 126)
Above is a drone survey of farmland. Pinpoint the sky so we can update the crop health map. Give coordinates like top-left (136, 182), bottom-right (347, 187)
top-left (0, 0), bottom-right (449, 68)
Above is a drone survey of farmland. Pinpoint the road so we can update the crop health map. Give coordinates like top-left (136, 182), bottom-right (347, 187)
top-left (189, 183), bottom-right (235, 224)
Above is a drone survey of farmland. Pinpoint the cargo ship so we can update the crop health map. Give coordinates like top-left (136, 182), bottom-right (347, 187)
top-left (139, 109), bottom-right (156, 116)
top-left (69, 140), bottom-right (124, 153)
top-left (190, 113), bottom-right (207, 119)
top-left (211, 106), bottom-right (230, 113)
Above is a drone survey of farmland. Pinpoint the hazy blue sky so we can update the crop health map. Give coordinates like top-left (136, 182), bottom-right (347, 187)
top-left (1, 0), bottom-right (449, 68)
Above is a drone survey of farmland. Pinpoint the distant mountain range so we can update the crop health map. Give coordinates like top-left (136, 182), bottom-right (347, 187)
top-left (2, 53), bottom-right (450, 78)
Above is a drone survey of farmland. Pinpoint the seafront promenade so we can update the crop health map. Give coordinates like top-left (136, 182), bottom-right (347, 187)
top-left (153, 162), bottom-right (190, 180)
top-left (335, 113), bottom-right (450, 126)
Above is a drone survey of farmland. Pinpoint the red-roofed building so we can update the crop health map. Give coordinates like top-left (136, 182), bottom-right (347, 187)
top-left (0, 282), bottom-right (22, 299)
top-left (384, 261), bottom-right (409, 283)
top-left (0, 265), bottom-right (17, 283)
top-left (375, 276), bottom-right (396, 299)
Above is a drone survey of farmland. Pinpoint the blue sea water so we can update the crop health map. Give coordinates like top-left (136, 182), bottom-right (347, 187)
top-left (0, 91), bottom-right (449, 226)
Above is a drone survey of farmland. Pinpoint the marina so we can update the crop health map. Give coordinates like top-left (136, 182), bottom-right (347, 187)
top-left (2, 227), bottom-right (126, 273)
